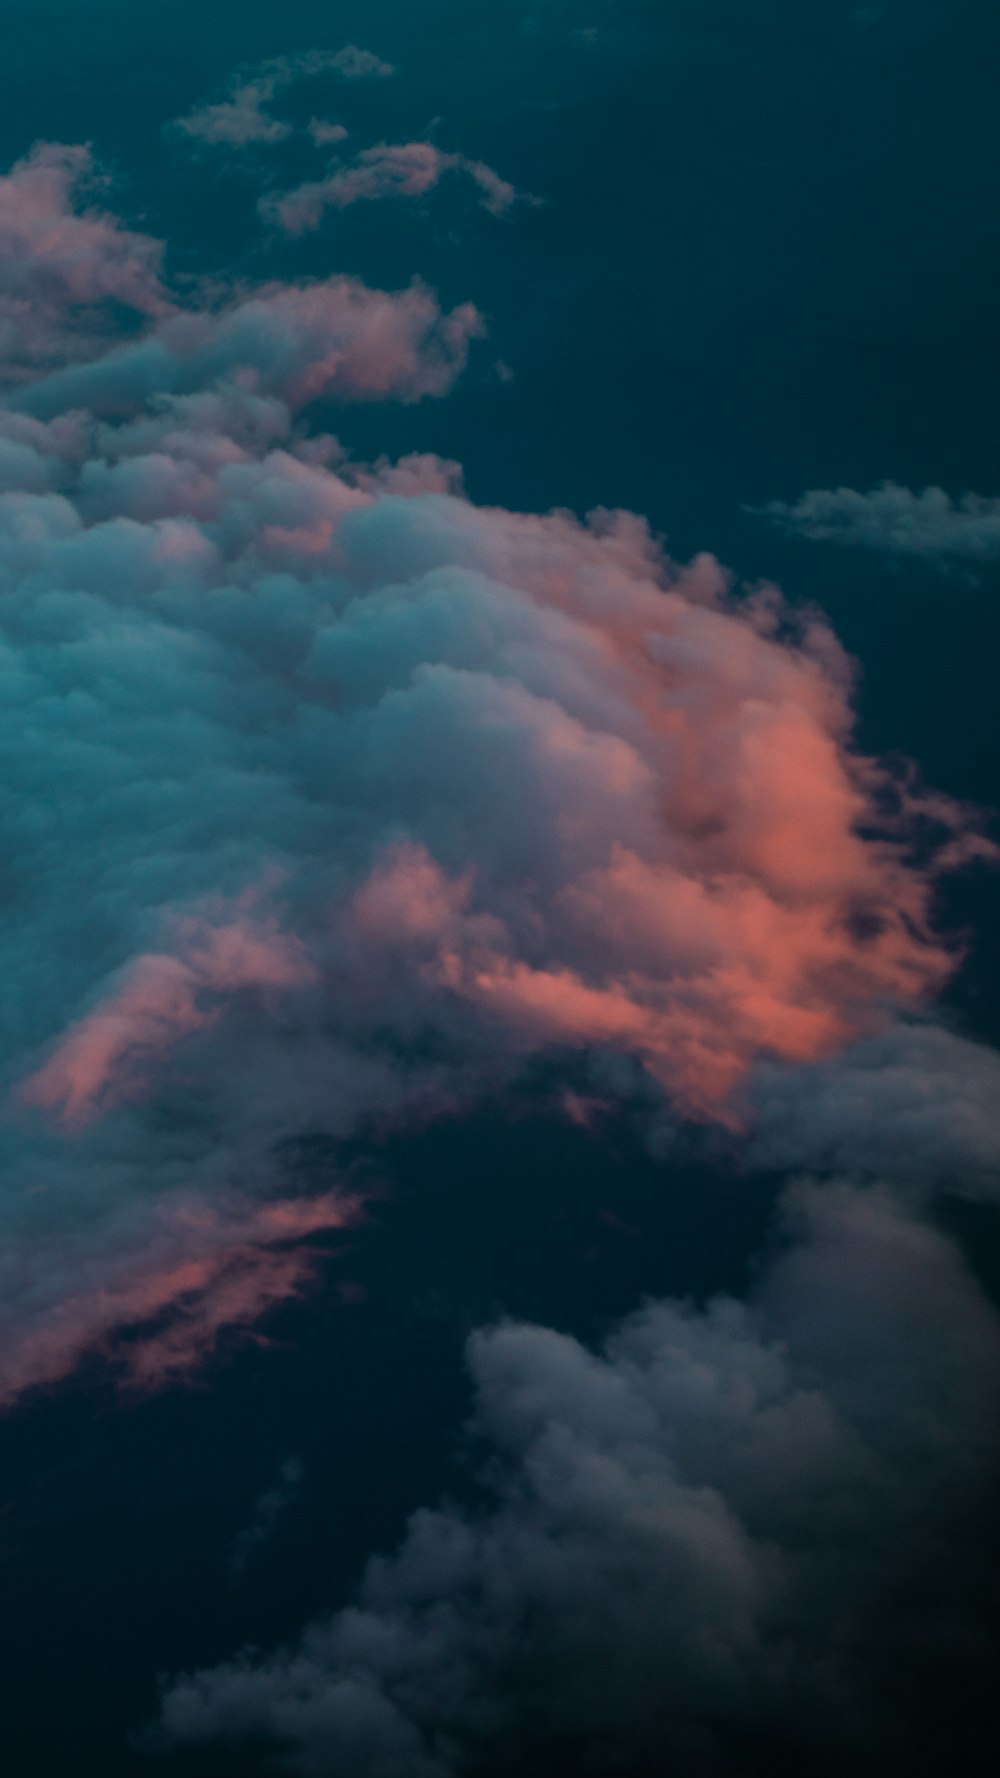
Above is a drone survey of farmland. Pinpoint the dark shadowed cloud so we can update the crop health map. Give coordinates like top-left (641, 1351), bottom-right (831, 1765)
top-left (157, 1175), bottom-right (1000, 1776)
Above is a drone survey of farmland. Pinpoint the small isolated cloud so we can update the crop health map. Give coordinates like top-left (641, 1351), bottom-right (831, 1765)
top-left (0, 143), bottom-right (167, 384)
top-left (175, 46), bottom-right (393, 150)
top-left (329, 45), bottom-right (395, 80)
top-left (265, 141), bottom-right (526, 234)
top-left (308, 119), bottom-right (349, 147)
top-left (176, 77), bottom-right (293, 149)
top-left (756, 482), bottom-right (1000, 564)
top-left (229, 1457), bottom-right (305, 1575)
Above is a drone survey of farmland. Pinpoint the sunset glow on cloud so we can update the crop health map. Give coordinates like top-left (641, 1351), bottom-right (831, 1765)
top-left (0, 137), bottom-right (987, 1406)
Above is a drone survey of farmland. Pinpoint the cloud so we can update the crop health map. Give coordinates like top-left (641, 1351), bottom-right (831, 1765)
top-left (174, 48), bottom-right (393, 150)
top-left (329, 46), bottom-right (395, 80)
top-left (0, 1189), bottom-right (357, 1407)
top-left (229, 1457), bottom-right (305, 1575)
top-left (0, 143), bottom-right (481, 422)
top-left (0, 143), bottom-right (167, 385)
top-left (176, 77), bottom-right (295, 150)
top-left (13, 276), bottom-right (485, 419)
top-left (309, 120), bottom-right (350, 148)
top-left (0, 141), bottom-right (989, 1406)
top-left (748, 1020), bottom-right (1000, 1196)
top-left (265, 143), bottom-right (525, 235)
top-left (20, 905), bottom-right (316, 1128)
top-left (756, 482), bottom-right (1000, 563)
top-left (157, 1178), bottom-right (1000, 1775)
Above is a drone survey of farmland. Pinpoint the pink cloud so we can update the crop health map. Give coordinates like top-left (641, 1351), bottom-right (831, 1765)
top-left (0, 143), bottom-right (988, 1410)
top-left (328, 46), bottom-right (394, 79)
top-left (174, 47), bottom-right (392, 151)
top-left (0, 1191), bottom-right (357, 1406)
top-left (20, 912), bottom-right (315, 1127)
top-left (19, 275), bottom-right (485, 417)
top-left (267, 142), bottom-right (522, 235)
top-left (308, 120), bottom-right (349, 148)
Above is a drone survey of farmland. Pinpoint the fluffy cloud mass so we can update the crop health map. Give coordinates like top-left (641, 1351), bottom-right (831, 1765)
top-left (158, 1178), bottom-right (1000, 1775)
top-left (758, 482), bottom-right (1000, 563)
top-left (0, 142), bottom-right (990, 1410)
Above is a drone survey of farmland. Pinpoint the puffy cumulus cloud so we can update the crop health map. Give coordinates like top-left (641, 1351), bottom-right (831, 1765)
top-left (174, 48), bottom-right (393, 150)
top-left (0, 1186), bottom-right (357, 1409)
top-left (0, 139), bottom-right (986, 1404)
top-left (0, 144), bottom-right (167, 386)
top-left (0, 141), bottom-right (481, 424)
top-left (329, 46), bottom-right (395, 80)
top-left (157, 1180), bottom-right (1000, 1776)
top-left (265, 143), bottom-right (525, 235)
top-left (757, 482), bottom-right (1000, 564)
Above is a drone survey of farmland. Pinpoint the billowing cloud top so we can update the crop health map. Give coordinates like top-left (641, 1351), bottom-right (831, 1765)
top-left (0, 141), bottom-right (991, 1415)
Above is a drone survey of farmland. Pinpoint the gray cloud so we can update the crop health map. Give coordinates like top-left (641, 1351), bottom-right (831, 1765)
top-left (748, 1020), bottom-right (1000, 1197)
top-left (157, 1179), bottom-right (1000, 1775)
top-left (756, 482), bottom-right (1000, 564)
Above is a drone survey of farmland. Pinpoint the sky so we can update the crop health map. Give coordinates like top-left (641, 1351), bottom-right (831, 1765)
top-left (0, 3), bottom-right (998, 1776)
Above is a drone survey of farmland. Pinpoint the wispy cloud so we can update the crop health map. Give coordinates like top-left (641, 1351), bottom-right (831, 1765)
top-left (174, 46), bottom-right (393, 149)
top-left (756, 481), bottom-right (1000, 564)
top-left (265, 140), bottom-right (527, 234)
top-left (229, 1458), bottom-right (305, 1575)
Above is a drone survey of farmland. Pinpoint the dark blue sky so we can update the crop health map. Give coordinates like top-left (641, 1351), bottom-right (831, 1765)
top-left (0, 6), bottom-right (997, 1777)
